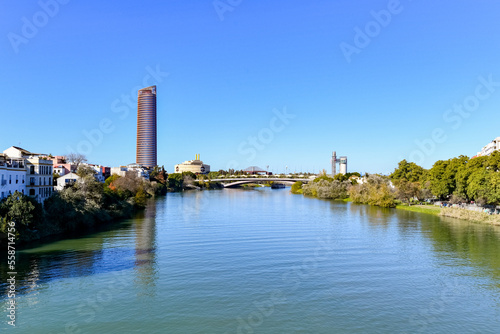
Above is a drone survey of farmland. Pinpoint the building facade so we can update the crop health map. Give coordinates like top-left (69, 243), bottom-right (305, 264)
top-left (25, 156), bottom-right (54, 202)
top-left (0, 154), bottom-right (26, 199)
top-left (50, 156), bottom-right (76, 176)
top-left (136, 86), bottom-right (157, 168)
top-left (2, 146), bottom-right (53, 202)
top-left (174, 155), bottom-right (210, 174)
top-left (55, 172), bottom-right (80, 191)
top-left (111, 164), bottom-right (149, 179)
top-left (477, 137), bottom-right (500, 157)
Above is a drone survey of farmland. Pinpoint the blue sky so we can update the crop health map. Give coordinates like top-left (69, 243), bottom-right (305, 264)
top-left (1, 0), bottom-right (500, 174)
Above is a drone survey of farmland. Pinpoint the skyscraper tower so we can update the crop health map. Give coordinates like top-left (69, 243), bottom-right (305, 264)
top-left (136, 86), bottom-right (157, 168)
top-left (331, 150), bottom-right (347, 176)
top-left (331, 151), bottom-right (337, 176)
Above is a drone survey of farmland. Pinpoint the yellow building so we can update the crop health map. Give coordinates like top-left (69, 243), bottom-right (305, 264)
top-left (174, 154), bottom-right (210, 174)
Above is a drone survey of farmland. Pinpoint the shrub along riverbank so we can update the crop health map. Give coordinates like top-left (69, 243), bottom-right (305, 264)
top-left (293, 173), bottom-right (397, 208)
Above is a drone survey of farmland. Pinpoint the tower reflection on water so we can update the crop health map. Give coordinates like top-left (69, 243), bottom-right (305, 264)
top-left (133, 199), bottom-right (158, 297)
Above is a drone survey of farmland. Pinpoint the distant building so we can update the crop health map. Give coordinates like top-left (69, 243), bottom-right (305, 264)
top-left (331, 151), bottom-right (347, 176)
top-left (0, 153), bottom-right (26, 199)
top-left (85, 164), bottom-right (111, 182)
top-left (111, 164), bottom-right (149, 179)
top-left (2, 146), bottom-right (53, 202)
top-left (477, 137), bottom-right (500, 157)
top-left (55, 172), bottom-right (81, 191)
top-left (25, 156), bottom-right (54, 202)
top-left (243, 166), bottom-right (269, 175)
top-left (50, 156), bottom-right (76, 176)
top-left (136, 86), bottom-right (157, 168)
top-left (175, 155), bottom-right (210, 174)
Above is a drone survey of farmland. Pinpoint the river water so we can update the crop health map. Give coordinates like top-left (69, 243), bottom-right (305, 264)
top-left (2, 187), bottom-right (500, 333)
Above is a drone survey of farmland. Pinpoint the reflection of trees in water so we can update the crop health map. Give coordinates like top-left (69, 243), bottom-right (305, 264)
top-left (348, 203), bottom-right (393, 228)
top-left (0, 224), bottom-right (137, 300)
top-left (349, 203), bottom-right (500, 286)
top-left (422, 216), bottom-right (500, 285)
top-left (1, 248), bottom-right (103, 299)
top-left (0, 200), bottom-right (161, 301)
top-left (134, 199), bottom-right (158, 297)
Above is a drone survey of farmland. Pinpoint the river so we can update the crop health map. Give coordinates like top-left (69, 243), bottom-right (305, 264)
top-left (2, 187), bottom-right (500, 333)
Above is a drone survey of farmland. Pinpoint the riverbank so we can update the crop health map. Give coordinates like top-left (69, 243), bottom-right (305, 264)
top-left (0, 171), bottom-right (168, 248)
top-left (440, 207), bottom-right (500, 225)
top-left (392, 204), bottom-right (499, 225)
top-left (395, 204), bottom-right (441, 216)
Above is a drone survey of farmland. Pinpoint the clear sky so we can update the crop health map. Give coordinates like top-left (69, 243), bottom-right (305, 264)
top-left (1, 0), bottom-right (500, 175)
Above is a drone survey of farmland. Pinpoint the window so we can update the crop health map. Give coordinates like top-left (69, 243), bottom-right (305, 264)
top-left (22, 176), bottom-right (24, 184)
top-left (16, 175), bottom-right (18, 184)
top-left (22, 189), bottom-right (24, 195)
top-left (9, 175), bottom-right (11, 184)
top-left (1, 192), bottom-right (4, 198)
top-left (29, 189), bottom-right (35, 196)
top-left (30, 166), bottom-right (35, 174)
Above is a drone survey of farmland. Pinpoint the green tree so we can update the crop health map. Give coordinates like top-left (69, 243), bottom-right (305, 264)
top-left (429, 156), bottom-right (468, 200)
top-left (467, 168), bottom-right (490, 204)
top-left (391, 160), bottom-right (428, 203)
top-left (291, 181), bottom-right (303, 194)
top-left (0, 191), bottom-right (44, 240)
top-left (168, 173), bottom-right (184, 191)
top-left (486, 151), bottom-right (500, 172)
top-left (455, 156), bottom-right (487, 200)
top-left (390, 160), bottom-right (425, 183)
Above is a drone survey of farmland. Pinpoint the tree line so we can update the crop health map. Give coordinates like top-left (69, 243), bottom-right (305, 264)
top-left (292, 151), bottom-right (500, 208)
top-left (0, 166), bottom-right (168, 245)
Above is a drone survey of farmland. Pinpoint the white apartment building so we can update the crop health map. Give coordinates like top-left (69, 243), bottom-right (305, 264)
top-left (2, 146), bottom-right (53, 203)
top-left (111, 164), bottom-right (150, 180)
top-left (0, 154), bottom-right (26, 200)
top-left (55, 172), bottom-right (81, 191)
top-left (477, 137), bottom-right (500, 157)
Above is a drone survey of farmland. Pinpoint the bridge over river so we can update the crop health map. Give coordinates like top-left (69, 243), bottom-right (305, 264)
top-left (208, 178), bottom-right (311, 188)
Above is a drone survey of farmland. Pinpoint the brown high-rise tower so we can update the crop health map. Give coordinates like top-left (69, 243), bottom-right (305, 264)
top-left (136, 86), bottom-right (157, 168)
